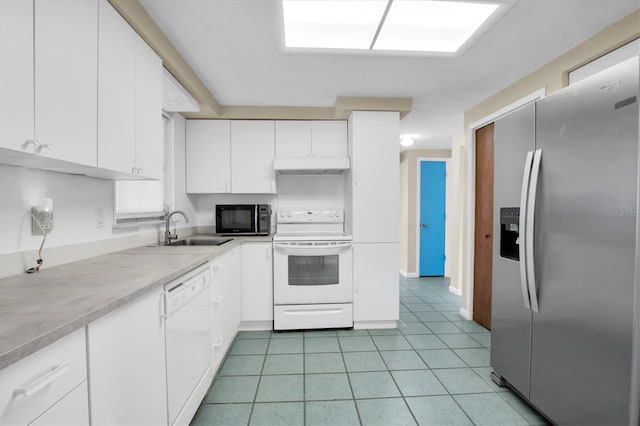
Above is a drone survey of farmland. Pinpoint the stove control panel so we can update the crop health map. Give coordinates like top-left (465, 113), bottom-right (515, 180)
top-left (277, 210), bottom-right (344, 223)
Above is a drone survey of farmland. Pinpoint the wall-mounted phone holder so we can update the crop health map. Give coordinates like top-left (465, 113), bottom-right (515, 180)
top-left (31, 198), bottom-right (54, 235)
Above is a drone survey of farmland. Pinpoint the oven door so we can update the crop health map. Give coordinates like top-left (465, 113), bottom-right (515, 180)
top-left (273, 241), bottom-right (353, 304)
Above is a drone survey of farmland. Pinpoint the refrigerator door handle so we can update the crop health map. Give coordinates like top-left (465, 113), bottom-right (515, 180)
top-left (526, 148), bottom-right (543, 313)
top-left (519, 150), bottom-right (534, 310)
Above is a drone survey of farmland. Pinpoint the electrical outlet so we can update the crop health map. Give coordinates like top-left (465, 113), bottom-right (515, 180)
top-left (31, 207), bottom-right (54, 235)
top-left (96, 208), bottom-right (104, 228)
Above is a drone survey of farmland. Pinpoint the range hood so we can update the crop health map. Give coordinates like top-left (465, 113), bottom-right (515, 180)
top-left (273, 156), bottom-right (350, 174)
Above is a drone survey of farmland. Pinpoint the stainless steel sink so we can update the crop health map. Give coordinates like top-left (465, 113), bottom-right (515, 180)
top-left (167, 238), bottom-right (233, 247)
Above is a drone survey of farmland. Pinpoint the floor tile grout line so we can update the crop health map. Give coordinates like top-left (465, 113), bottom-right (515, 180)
top-left (245, 332), bottom-right (271, 426)
top-left (336, 333), bottom-right (364, 425)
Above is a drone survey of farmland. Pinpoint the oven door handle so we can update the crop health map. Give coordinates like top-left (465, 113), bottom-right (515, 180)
top-left (273, 241), bottom-right (352, 256)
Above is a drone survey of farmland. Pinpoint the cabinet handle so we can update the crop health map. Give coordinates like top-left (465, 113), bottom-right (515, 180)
top-left (212, 297), bottom-right (222, 306)
top-left (35, 142), bottom-right (52, 153)
top-left (23, 139), bottom-right (38, 152)
top-left (266, 247), bottom-right (271, 261)
top-left (131, 166), bottom-right (137, 174)
top-left (14, 363), bottom-right (70, 397)
top-left (160, 292), bottom-right (167, 319)
top-left (213, 337), bottom-right (224, 348)
top-left (353, 173), bottom-right (358, 186)
top-left (137, 168), bottom-right (143, 175)
top-left (225, 181), bottom-right (229, 193)
top-left (355, 280), bottom-right (360, 293)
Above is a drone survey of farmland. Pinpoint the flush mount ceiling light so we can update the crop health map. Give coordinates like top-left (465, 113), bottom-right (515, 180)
top-left (400, 136), bottom-right (415, 147)
top-left (281, 0), bottom-right (504, 54)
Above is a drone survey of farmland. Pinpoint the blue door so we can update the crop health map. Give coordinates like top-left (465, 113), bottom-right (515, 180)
top-left (420, 161), bottom-right (446, 276)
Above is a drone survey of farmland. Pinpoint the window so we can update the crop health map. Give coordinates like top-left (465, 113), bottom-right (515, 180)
top-left (113, 116), bottom-right (170, 226)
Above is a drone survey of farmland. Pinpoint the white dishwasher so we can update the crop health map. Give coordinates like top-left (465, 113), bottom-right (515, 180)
top-left (164, 265), bottom-right (212, 425)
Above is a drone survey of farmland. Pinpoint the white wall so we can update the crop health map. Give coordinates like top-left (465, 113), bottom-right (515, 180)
top-left (0, 113), bottom-right (194, 259)
top-left (190, 174), bottom-right (345, 228)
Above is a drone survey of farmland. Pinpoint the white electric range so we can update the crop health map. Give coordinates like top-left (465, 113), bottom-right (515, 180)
top-left (273, 210), bottom-right (353, 330)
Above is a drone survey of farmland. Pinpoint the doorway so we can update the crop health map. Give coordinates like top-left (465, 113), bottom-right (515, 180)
top-left (473, 123), bottom-right (494, 329)
top-left (419, 161), bottom-right (446, 276)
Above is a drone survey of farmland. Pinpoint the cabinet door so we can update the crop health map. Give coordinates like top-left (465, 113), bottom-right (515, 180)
top-left (311, 121), bottom-right (347, 157)
top-left (240, 242), bottom-right (273, 323)
top-left (134, 36), bottom-right (163, 179)
top-left (275, 121), bottom-right (311, 157)
top-left (231, 121), bottom-right (276, 193)
top-left (222, 246), bottom-right (242, 344)
top-left (34, 0), bottom-right (98, 166)
top-left (186, 120), bottom-right (231, 193)
top-left (0, 0), bottom-right (34, 153)
top-left (210, 259), bottom-right (225, 369)
top-left (97, 0), bottom-right (136, 175)
top-left (87, 287), bottom-right (168, 426)
top-left (353, 243), bottom-right (399, 323)
top-left (349, 112), bottom-right (400, 242)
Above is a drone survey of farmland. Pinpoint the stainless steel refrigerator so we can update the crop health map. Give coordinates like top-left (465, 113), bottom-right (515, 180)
top-left (491, 55), bottom-right (639, 425)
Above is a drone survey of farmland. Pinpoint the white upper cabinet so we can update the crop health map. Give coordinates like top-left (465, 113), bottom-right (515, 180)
top-left (311, 121), bottom-right (347, 157)
top-left (275, 121), bottom-right (312, 157)
top-left (186, 120), bottom-right (231, 193)
top-left (275, 120), bottom-right (347, 157)
top-left (97, 0), bottom-right (136, 175)
top-left (34, 0), bottom-right (98, 166)
top-left (0, 0), bottom-right (34, 154)
top-left (347, 111), bottom-right (400, 243)
top-left (134, 36), bottom-right (163, 180)
top-left (231, 121), bottom-right (276, 193)
top-left (98, 0), bottom-right (163, 179)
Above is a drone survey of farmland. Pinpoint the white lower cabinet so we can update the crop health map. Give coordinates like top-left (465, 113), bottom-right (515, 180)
top-left (241, 242), bottom-right (273, 328)
top-left (210, 256), bottom-right (225, 371)
top-left (353, 243), bottom-right (400, 327)
top-left (0, 328), bottom-right (88, 426)
top-left (87, 286), bottom-right (168, 426)
top-left (222, 246), bottom-right (242, 342)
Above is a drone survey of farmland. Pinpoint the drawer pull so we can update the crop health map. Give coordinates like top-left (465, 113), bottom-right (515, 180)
top-left (213, 338), bottom-right (224, 348)
top-left (212, 297), bottom-right (222, 306)
top-left (14, 363), bottom-right (70, 397)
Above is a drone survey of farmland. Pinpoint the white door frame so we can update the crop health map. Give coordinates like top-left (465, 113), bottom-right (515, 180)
top-left (461, 88), bottom-right (546, 320)
top-left (416, 157), bottom-right (451, 280)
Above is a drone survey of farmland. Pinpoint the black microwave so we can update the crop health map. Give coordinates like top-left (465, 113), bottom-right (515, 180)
top-left (216, 204), bottom-right (271, 235)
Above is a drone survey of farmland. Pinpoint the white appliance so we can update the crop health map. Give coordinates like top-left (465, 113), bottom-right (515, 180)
top-left (164, 265), bottom-right (211, 425)
top-left (273, 210), bottom-right (353, 330)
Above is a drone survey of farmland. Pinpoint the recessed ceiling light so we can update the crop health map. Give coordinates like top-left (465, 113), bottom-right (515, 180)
top-left (400, 136), bottom-right (415, 147)
top-left (374, 1), bottom-right (499, 52)
top-left (282, 0), bottom-right (388, 49)
top-left (281, 0), bottom-right (502, 54)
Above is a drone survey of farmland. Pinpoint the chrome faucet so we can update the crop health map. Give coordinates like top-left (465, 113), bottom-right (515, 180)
top-left (165, 210), bottom-right (190, 245)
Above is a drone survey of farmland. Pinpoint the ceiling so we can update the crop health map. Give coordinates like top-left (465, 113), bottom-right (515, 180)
top-left (140, 0), bottom-right (639, 151)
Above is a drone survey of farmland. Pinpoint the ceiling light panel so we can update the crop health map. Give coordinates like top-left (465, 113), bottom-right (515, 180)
top-left (374, 0), bottom-right (499, 52)
top-left (282, 0), bottom-right (388, 49)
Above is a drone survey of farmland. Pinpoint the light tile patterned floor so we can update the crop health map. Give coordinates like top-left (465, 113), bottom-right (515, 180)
top-left (191, 276), bottom-right (548, 425)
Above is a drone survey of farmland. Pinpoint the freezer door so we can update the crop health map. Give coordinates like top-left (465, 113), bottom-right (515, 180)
top-left (491, 102), bottom-right (536, 397)
top-left (531, 56), bottom-right (639, 425)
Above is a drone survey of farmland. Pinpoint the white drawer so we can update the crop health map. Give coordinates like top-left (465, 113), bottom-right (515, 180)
top-left (274, 303), bottom-right (353, 330)
top-left (0, 328), bottom-right (87, 426)
top-left (29, 382), bottom-right (89, 426)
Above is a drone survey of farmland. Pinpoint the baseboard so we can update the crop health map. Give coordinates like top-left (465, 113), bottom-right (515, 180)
top-left (449, 285), bottom-right (462, 296)
top-left (459, 307), bottom-right (472, 320)
top-left (399, 270), bottom-right (419, 278)
top-left (239, 320), bottom-right (273, 331)
top-left (354, 320), bottom-right (398, 330)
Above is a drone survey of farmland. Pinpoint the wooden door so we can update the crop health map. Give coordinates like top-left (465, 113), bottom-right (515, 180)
top-left (473, 123), bottom-right (494, 329)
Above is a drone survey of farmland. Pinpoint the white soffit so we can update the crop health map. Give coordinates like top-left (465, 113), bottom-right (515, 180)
top-left (162, 68), bottom-right (200, 112)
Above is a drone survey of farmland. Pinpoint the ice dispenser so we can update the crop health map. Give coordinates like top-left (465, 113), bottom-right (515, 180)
top-left (500, 208), bottom-right (519, 260)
